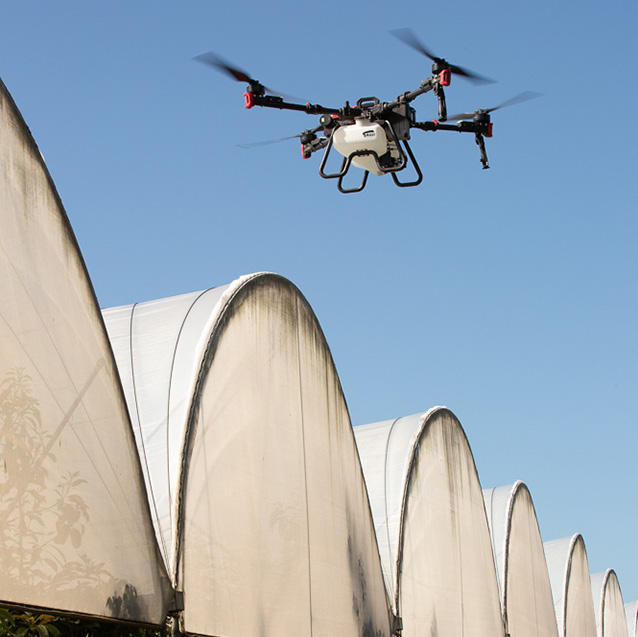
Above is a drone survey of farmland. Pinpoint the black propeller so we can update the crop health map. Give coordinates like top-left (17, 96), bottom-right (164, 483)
top-left (446, 91), bottom-right (542, 121)
top-left (390, 28), bottom-right (495, 85)
top-left (238, 126), bottom-right (323, 149)
top-left (193, 51), bottom-right (297, 99)
top-left (194, 51), bottom-right (254, 82)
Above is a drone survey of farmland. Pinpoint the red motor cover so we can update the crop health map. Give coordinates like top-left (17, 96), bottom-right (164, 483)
top-left (440, 69), bottom-right (451, 86)
top-left (244, 92), bottom-right (254, 109)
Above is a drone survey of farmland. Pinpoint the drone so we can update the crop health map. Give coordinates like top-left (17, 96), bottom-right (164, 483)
top-left (195, 29), bottom-right (539, 193)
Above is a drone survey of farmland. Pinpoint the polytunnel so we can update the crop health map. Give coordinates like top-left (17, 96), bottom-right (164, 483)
top-left (483, 482), bottom-right (558, 637)
top-left (543, 534), bottom-right (596, 637)
top-left (591, 570), bottom-right (628, 637)
top-left (0, 77), bottom-right (172, 624)
top-left (353, 408), bottom-right (504, 637)
top-left (102, 274), bottom-right (393, 637)
top-left (625, 601), bottom-right (637, 637)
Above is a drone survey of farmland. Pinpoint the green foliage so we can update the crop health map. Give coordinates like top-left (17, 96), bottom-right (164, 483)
top-left (0, 609), bottom-right (60, 637)
top-left (0, 609), bottom-right (162, 637)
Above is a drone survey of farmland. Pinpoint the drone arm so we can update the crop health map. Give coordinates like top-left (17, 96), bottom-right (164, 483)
top-left (413, 120), bottom-right (458, 132)
top-left (413, 120), bottom-right (490, 135)
top-left (247, 93), bottom-right (354, 117)
top-left (413, 120), bottom-right (492, 168)
top-left (382, 77), bottom-right (437, 113)
top-left (403, 77), bottom-right (437, 102)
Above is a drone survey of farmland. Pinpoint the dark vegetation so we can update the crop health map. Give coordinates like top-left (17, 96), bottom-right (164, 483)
top-left (0, 609), bottom-right (167, 637)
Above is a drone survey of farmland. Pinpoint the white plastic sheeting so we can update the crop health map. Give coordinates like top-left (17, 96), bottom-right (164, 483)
top-left (354, 408), bottom-right (504, 637)
top-left (102, 283), bottom-right (231, 574)
top-left (625, 602), bottom-right (637, 637)
top-left (0, 77), bottom-right (171, 624)
top-left (484, 482), bottom-right (558, 637)
top-left (3, 69), bottom-right (636, 635)
top-left (591, 570), bottom-right (628, 637)
top-left (544, 535), bottom-right (596, 637)
top-left (104, 274), bottom-right (392, 637)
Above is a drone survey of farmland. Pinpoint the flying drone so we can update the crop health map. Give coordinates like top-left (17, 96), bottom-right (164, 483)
top-left (195, 29), bottom-right (539, 193)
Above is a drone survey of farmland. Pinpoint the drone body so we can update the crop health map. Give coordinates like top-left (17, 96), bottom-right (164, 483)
top-left (195, 31), bottom-right (538, 193)
top-left (332, 119), bottom-right (399, 176)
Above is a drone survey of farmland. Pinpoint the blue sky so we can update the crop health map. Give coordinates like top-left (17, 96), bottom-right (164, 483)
top-left (2, 0), bottom-right (637, 604)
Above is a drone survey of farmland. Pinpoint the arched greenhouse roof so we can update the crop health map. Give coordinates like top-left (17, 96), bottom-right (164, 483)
top-left (591, 570), bottom-right (628, 637)
top-left (544, 534), bottom-right (596, 637)
top-left (0, 76), bottom-right (171, 626)
top-left (483, 482), bottom-right (558, 637)
top-left (104, 274), bottom-right (393, 637)
top-left (355, 408), bottom-right (503, 637)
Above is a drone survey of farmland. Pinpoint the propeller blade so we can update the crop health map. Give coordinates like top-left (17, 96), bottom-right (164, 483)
top-left (484, 90), bottom-right (542, 113)
top-left (390, 28), bottom-right (438, 62)
top-left (448, 63), bottom-right (494, 85)
top-left (446, 91), bottom-right (542, 121)
top-left (238, 126), bottom-right (323, 150)
top-left (238, 134), bottom-right (303, 149)
top-left (390, 28), bottom-right (495, 84)
top-left (445, 110), bottom-right (478, 122)
top-left (194, 51), bottom-right (303, 101)
top-left (193, 51), bottom-right (253, 83)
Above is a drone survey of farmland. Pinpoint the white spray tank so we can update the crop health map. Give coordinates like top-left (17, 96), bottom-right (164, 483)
top-left (332, 118), bottom-right (399, 176)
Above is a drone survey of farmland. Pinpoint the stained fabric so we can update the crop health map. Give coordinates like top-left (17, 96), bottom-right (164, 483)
top-left (484, 482), bottom-right (559, 637)
top-left (544, 535), bottom-right (597, 637)
top-left (355, 409), bottom-right (504, 637)
top-left (104, 274), bottom-right (393, 637)
top-left (591, 570), bottom-right (629, 637)
top-left (0, 77), bottom-right (171, 625)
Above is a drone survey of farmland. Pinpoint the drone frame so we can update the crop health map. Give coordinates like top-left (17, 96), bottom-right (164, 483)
top-left (316, 99), bottom-right (423, 194)
top-left (241, 68), bottom-right (493, 192)
top-left (190, 33), bottom-right (539, 193)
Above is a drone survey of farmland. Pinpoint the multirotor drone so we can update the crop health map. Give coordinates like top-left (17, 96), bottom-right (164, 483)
top-left (195, 29), bottom-right (538, 193)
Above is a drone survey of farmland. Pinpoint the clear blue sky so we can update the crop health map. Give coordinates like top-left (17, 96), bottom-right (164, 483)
top-left (2, 0), bottom-right (637, 603)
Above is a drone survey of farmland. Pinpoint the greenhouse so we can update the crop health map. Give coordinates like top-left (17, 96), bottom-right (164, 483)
top-left (544, 534), bottom-right (597, 637)
top-left (354, 409), bottom-right (504, 637)
top-left (0, 74), bottom-right (635, 636)
top-left (483, 482), bottom-right (558, 636)
top-left (591, 570), bottom-right (628, 637)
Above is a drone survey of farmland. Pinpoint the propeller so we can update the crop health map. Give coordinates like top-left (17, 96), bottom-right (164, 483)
top-left (446, 91), bottom-right (542, 121)
top-left (193, 51), bottom-right (298, 99)
top-left (194, 51), bottom-right (254, 83)
top-left (238, 126), bottom-right (323, 149)
top-left (390, 28), bottom-right (495, 84)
